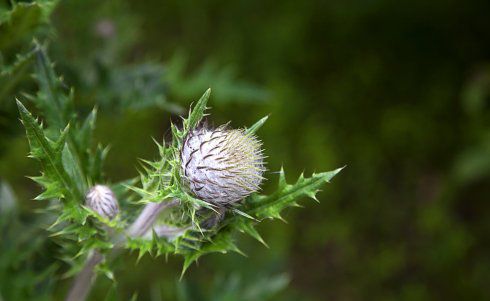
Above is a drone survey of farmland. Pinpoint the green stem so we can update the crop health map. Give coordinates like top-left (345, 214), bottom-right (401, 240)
top-left (64, 199), bottom-right (180, 301)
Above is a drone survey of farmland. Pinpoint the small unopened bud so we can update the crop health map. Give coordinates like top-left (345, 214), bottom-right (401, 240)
top-left (85, 185), bottom-right (119, 220)
top-left (180, 125), bottom-right (265, 206)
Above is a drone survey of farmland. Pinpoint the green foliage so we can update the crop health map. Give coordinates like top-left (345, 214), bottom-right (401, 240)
top-left (0, 49), bottom-right (34, 102)
top-left (176, 273), bottom-right (290, 301)
top-left (0, 180), bottom-right (56, 301)
top-left (0, 0), bottom-right (59, 169)
top-left (17, 45), bottom-right (116, 277)
top-left (82, 56), bottom-right (267, 115)
top-left (89, 63), bottom-right (184, 114)
top-left (0, 0), bottom-right (57, 104)
top-left (17, 100), bottom-right (74, 200)
top-left (17, 44), bottom-right (341, 292)
top-left (177, 168), bottom-right (342, 274)
top-left (2, 0), bottom-right (490, 300)
top-left (0, 1), bottom-right (56, 51)
top-left (165, 53), bottom-right (268, 105)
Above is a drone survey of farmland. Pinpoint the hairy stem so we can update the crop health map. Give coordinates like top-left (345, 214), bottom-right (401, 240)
top-left (64, 199), bottom-right (179, 301)
top-left (127, 199), bottom-right (180, 237)
top-left (65, 251), bottom-right (103, 301)
top-left (152, 224), bottom-right (190, 238)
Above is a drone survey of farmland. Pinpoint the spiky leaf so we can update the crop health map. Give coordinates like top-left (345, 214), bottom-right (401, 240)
top-left (17, 100), bottom-right (78, 202)
top-left (248, 167), bottom-right (344, 220)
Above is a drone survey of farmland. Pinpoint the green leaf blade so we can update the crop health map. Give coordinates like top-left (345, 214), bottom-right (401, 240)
top-left (249, 166), bottom-right (344, 220)
top-left (184, 88), bottom-right (211, 133)
top-left (245, 115), bottom-right (269, 135)
top-left (17, 99), bottom-right (79, 202)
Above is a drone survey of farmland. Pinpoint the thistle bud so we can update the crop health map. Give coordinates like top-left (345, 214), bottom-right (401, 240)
top-left (180, 125), bottom-right (265, 206)
top-left (85, 185), bottom-right (119, 220)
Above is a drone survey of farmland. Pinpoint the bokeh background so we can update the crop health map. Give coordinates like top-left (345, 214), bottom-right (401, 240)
top-left (1, 0), bottom-right (490, 300)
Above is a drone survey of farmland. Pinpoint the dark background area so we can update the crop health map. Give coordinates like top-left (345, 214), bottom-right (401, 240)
top-left (1, 0), bottom-right (490, 300)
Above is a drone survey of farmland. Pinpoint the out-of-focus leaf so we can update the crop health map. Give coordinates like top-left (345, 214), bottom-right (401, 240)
top-left (452, 136), bottom-right (490, 184)
top-left (176, 272), bottom-right (289, 301)
top-left (32, 42), bottom-right (73, 131)
top-left (0, 1), bottom-right (56, 51)
top-left (0, 49), bottom-right (35, 102)
top-left (461, 67), bottom-right (490, 116)
top-left (0, 179), bottom-right (16, 214)
top-left (165, 53), bottom-right (268, 105)
top-left (94, 63), bottom-right (184, 114)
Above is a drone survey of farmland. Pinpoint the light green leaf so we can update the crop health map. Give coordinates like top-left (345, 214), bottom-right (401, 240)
top-left (183, 88), bottom-right (211, 134)
top-left (245, 115), bottom-right (269, 135)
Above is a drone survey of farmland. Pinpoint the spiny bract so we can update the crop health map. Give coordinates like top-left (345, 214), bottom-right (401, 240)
top-left (85, 185), bottom-right (119, 220)
top-left (180, 125), bottom-right (265, 206)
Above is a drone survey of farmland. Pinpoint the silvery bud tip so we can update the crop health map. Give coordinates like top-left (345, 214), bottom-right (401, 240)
top-left (85, 185), bottom-right (119, 220)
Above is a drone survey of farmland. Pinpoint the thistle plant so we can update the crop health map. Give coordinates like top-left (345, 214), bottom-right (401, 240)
top-left (17, 44), bottom-right (343, 300)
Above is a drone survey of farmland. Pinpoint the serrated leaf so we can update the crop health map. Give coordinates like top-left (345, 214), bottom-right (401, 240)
top-left (31, 44), bottom-right (94, 192)
top-left (17, 100), bottom-right (79, 202)
top-left (248, 167), bottom-right (344, 220)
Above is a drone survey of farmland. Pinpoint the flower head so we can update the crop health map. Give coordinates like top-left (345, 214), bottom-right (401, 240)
top-left (180, 125), bottom-right (265, 206)
top-left (85, 185), bottom-right (119, 220)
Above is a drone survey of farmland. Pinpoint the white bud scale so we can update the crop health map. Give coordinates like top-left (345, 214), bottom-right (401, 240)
top-left (85, 185), bottom-right (119, 220)
top-left (180, 125), bottom-right (265, 206)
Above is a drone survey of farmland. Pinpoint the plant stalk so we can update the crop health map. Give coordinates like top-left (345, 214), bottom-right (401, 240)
top-left (64, 199), bottom-right (179, 301)
top-left (127, 199), bottom-right (180, 237)
top-left (65, 251), bottom-right (103, 301)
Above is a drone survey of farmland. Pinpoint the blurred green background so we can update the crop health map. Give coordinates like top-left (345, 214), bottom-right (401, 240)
top-left (1, 0), bottom-right (490, 300)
